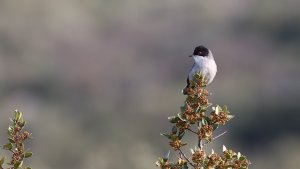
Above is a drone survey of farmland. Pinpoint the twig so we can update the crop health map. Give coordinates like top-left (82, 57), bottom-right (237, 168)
top-left (213, 131), bottom-right (227, 140)
top-left (197, 122), bottom-right (203, 149)
top-left (178, 149), bottom-right (194, 167)
top-left (203, 131), bottom-right (228, 146)
top-left (187, 128), bottom-right (197, 135)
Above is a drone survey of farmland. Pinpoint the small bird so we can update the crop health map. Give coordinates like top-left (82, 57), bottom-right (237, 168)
top-left (183, 45), bottom-right (217, 94)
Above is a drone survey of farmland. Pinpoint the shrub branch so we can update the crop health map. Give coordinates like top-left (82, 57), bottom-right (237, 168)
top-left (156, 73), bottom-right (250, 169)
top-left (1, 110), bottom-right (32, 169)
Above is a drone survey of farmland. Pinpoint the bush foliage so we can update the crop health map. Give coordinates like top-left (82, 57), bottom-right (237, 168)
top-left (156, 73), bottom-right (250, 169)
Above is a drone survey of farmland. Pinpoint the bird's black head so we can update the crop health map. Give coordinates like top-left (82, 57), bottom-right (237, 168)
top-left (192, 45), bottom-right (209, 57)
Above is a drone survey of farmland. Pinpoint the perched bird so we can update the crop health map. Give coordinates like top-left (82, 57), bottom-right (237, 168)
top-left (183, 45), bottom-right (217, 94)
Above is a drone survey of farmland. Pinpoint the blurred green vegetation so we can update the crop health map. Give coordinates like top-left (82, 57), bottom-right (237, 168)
top-left (0, 0), bottom-right (300, 169)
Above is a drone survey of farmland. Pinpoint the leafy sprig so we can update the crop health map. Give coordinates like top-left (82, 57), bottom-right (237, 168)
top-left (156, 73), bottom-right (250, 169)
top-left (1, 110), bottom-right (32, 169)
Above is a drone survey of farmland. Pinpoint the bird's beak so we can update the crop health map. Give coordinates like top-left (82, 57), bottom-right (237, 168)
top-left (188, 55), bottom-right (193, 57)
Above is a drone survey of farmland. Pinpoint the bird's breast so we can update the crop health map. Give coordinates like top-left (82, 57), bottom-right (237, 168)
top-left (189, 58), bottom-right (217, 84)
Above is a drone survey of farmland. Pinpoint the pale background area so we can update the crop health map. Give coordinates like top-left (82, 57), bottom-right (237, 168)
top-left (0, 0), bottom-right (300, 169)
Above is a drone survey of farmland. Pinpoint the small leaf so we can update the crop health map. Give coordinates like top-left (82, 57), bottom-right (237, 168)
top-left (168, 116), bottom-right (180, 123)
top-left (19, 142), bottom-right (25, 151)
top-left (14, 110), bottom-right (22, 121)
top-left (19, 121), bottom-right (26, 127)
top-left (24, 152), bottom-right (33, 158)
top-left (239, 156), bottom-right (246, 161)
top-left (237, 152), bottom-right (241, 159)
top-left (180, 105), bottom-right (187, 113)
top-left (215, 105), bottom-right (221, 115)
top-left (8, 137), bottom-right (15, 143)
top-left (170, 134), bottom-right (177, 141)
top-left (212, 124), bottom-right (219, 131)
top-left (223, 145), bottom-right (227, 152)
top-left (178, 113), bottom-right (186, 121)
top-left (223, 105), bottom-right (228, 112)
top-left (155, 160), bottom-right (160, 166)
top-left (225, 153), bottom-right (231, 159)
top-left (201, 116), bottom-right (211, 125)
top-left (158, 157), bottom-right (164, 163)
top-left (181, 143), bottom-right (187, 147)
top-left (3, 143), bottom-right (13, 150)
top-left (14, 160), bottom-right (23, 168)
top-left (178, 131), bottom-right (185, 140)
top-left (228, 114), bottom-right (234, 118)
top-left (8, 125), bottom-right (13, 134)
top-left (24, 167), bottom-right (32, 169)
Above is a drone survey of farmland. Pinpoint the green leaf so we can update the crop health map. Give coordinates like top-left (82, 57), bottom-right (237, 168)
top-left (8, 125), bottom-right (13, 134)
top-left (178, 131), bottom-right (185, 140)
top-left (24, 167), bottom-right (32, 169)
top-left (239, 156), bottom-right (246, 161)
top-left (19, 143), bottom-right (24, 152)
top-left (223, 105), bottom-right (228, 112)
top-left (170, 134), bottom-right (177, 141)
top-left (19, 121), bottom-right (26, 127)
top-left (158, 157), bottom-right (164, 163)
top-left (178, 113), bottom-right (186, 121)
top-left (24, 152), bottom-right (33, 158)
top-left (180, 105), bottom-right (187, 113)
top-left (14, 160), bottom-right (23, 168)
top-left (168, 116), bottom-right (180, 123)
top-left (225, 152), bottom-right (231, 159)
top-left (212, 124), bottom-right (219, 131)
top-left (8, 137), bottom-right (15, 143)
top-left (201, 116), bottom-right (211, 125)
top-left (3, 143), bottom-right (13, 150)
top-left (14, 110), bottom-right (22, 122)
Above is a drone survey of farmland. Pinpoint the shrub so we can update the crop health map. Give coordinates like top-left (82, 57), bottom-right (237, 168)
top-left (156, 73), bottom-right (250, 169)
top-left (1, 110), bottom-right (32, 169)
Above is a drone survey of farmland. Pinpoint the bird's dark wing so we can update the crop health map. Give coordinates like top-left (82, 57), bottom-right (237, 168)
top-left (186, 62), bottom-right (195, 87)
top-left (182, 77), bottom-right (190, 95)
top-left (182, 63), bottom-right (194, 95)
top-left (186, 76), bottom-right (190, 88)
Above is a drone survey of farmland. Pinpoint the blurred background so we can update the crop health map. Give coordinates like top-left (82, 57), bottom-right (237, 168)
top-left (0, 0), bottom-right (300, 168)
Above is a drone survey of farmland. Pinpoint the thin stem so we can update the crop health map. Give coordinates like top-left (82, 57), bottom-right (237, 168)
top-left (197, 122), bottom-right (203, 149)
top-left (213, 131), bottom-right (227, 140)
top-left (178, 149), bottom-right (194, 167)
top-left (203, 131), bottom-right (228, 146)
top-left (187, 128), bottom-right (197, 135)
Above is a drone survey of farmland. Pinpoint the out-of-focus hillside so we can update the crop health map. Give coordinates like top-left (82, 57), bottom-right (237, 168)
top-left (0, 0), bottom-right (300, 168)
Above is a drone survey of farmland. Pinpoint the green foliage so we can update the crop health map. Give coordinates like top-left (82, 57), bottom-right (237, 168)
top-left (156, 73), bottom-right (250, 169)
top-left (1, 110), bottom-right (32, 169)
